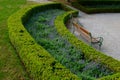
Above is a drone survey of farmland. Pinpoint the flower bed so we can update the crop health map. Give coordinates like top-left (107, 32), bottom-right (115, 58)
top-left (8, 3), bottom-right (80, 80)
top-left (7, 2), bottom-right (120, 80)
top-left (24, 8), bottom-right (114, 80)
top-left (55, 8), bottom-right (120, 80)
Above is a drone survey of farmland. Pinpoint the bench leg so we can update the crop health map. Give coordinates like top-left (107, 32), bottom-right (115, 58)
top-left (90, 42), bottom-right (93, 47)
top-left (99, 45), bottom-right (101, 50)
top-left (99, 43), bottom-right (102, 50)
top-left (91, 42), bottom-right (102, 50)
top-left (72, 25), bottom-right (75, 34)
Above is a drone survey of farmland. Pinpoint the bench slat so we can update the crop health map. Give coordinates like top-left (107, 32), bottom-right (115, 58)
top-left (73, 22), bottom-right (90, 35)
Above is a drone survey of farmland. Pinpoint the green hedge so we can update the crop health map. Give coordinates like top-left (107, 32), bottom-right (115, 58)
top-left (7, 2), bottom-right (120, 79)
top-left (54, 9), bottom-right (120, 80)
top-left (77, 0), bottom-right (120, 5)
top-left (71, 1), bottom-right (120, 13)
top-left (8, 3), bottom-right (80, 80)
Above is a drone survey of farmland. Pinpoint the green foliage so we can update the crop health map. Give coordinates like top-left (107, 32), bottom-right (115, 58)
top-left (7, 1), bottom-right (120, 80)
top-left (98, 73), bottom-right (120, 80)
top-left (8, 3), bottom-right (80, 80)
top-left (77, 0), bottom-right (120, 6)
top-left (71, 0), bottom-right (120, 13)
top-left (0, 0), bottom-right (30, 80)
top-left (54, 9), bottom-right (120, 80)
top-left (25, 7), bottom-right (114, 79)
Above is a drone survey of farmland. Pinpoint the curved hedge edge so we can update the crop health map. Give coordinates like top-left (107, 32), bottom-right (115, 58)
top-left (54, 9), bottom-right (120, 79)
top-left (98, 73), bottom-right (120, 80)
top-left (7, 3), bottom-right (81, 80)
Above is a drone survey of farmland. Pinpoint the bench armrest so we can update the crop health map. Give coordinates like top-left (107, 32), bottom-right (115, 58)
top-left (91, 37), bottom-right (104, 49)
top-left (96, 37), bottom-right (104, 43)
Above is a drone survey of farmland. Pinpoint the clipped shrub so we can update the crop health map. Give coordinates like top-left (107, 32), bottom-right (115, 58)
top-left (71, 0), bottom-right (120, 13)
top-left (54, 9), bottom-right (120, 80)
top-left (98, 73), bottom-right (120, 80)
top-left (8, 1), bottom-right (120, 79)
top-left (8, 3), bottom-right (80, 80)
top-left (24, 8), bottom-right (114, 79)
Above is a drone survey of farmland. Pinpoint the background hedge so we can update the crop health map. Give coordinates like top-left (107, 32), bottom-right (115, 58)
top-left (8, 3), bottom-right (81, 80)
top-left (54, 9), bottom-right (120, 80)
top-left (71, 0), bottom-right (120, 13)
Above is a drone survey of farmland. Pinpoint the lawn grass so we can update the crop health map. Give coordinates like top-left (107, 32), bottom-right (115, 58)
top-left (0, 0), bottom-right (36, 80)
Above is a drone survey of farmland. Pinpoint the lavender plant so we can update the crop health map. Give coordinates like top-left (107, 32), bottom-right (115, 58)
top-left (24, 9), bottom-right (113, 80)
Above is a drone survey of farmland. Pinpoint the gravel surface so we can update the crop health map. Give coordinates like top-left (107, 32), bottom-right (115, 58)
top-left (75, 12), bottom-right (120, 61)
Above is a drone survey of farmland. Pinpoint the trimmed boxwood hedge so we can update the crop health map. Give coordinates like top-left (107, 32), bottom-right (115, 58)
top-left (24, 8), bottom-right (115, 79)
top-left (54, 9), bottom-right (120, 79)
top-left (7, 2), bottom-right (120, 80)
top-left (8, 3), bottom-right (81, 80)
top-left (71, 0), bottom-right (120, 13)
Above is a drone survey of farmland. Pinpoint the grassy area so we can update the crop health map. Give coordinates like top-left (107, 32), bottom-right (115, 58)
top-left (0, 0), bottom-right (35, 80)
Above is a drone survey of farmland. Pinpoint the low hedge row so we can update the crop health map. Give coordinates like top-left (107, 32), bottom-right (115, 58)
top-left (8, 3), bottom-right (80, 80)
top-left (71, 1), bottom-right (120, 13)
top-left (77, 0), bottom-right (120, 6)
top-left (54, 10), bottom-right (120, 79)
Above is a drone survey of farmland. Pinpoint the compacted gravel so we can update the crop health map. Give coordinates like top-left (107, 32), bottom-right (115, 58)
top-left (73, 12), bottom-right (120, 61)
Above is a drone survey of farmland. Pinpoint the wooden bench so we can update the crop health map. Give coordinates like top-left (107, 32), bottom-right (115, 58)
top-left (72, 21), bottom-right (103, 49)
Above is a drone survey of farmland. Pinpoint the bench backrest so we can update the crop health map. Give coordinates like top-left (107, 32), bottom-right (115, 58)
top-left (73, 22), bottom-right (90, 34)
top-left (73, 22), bottom-right (92, 42)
